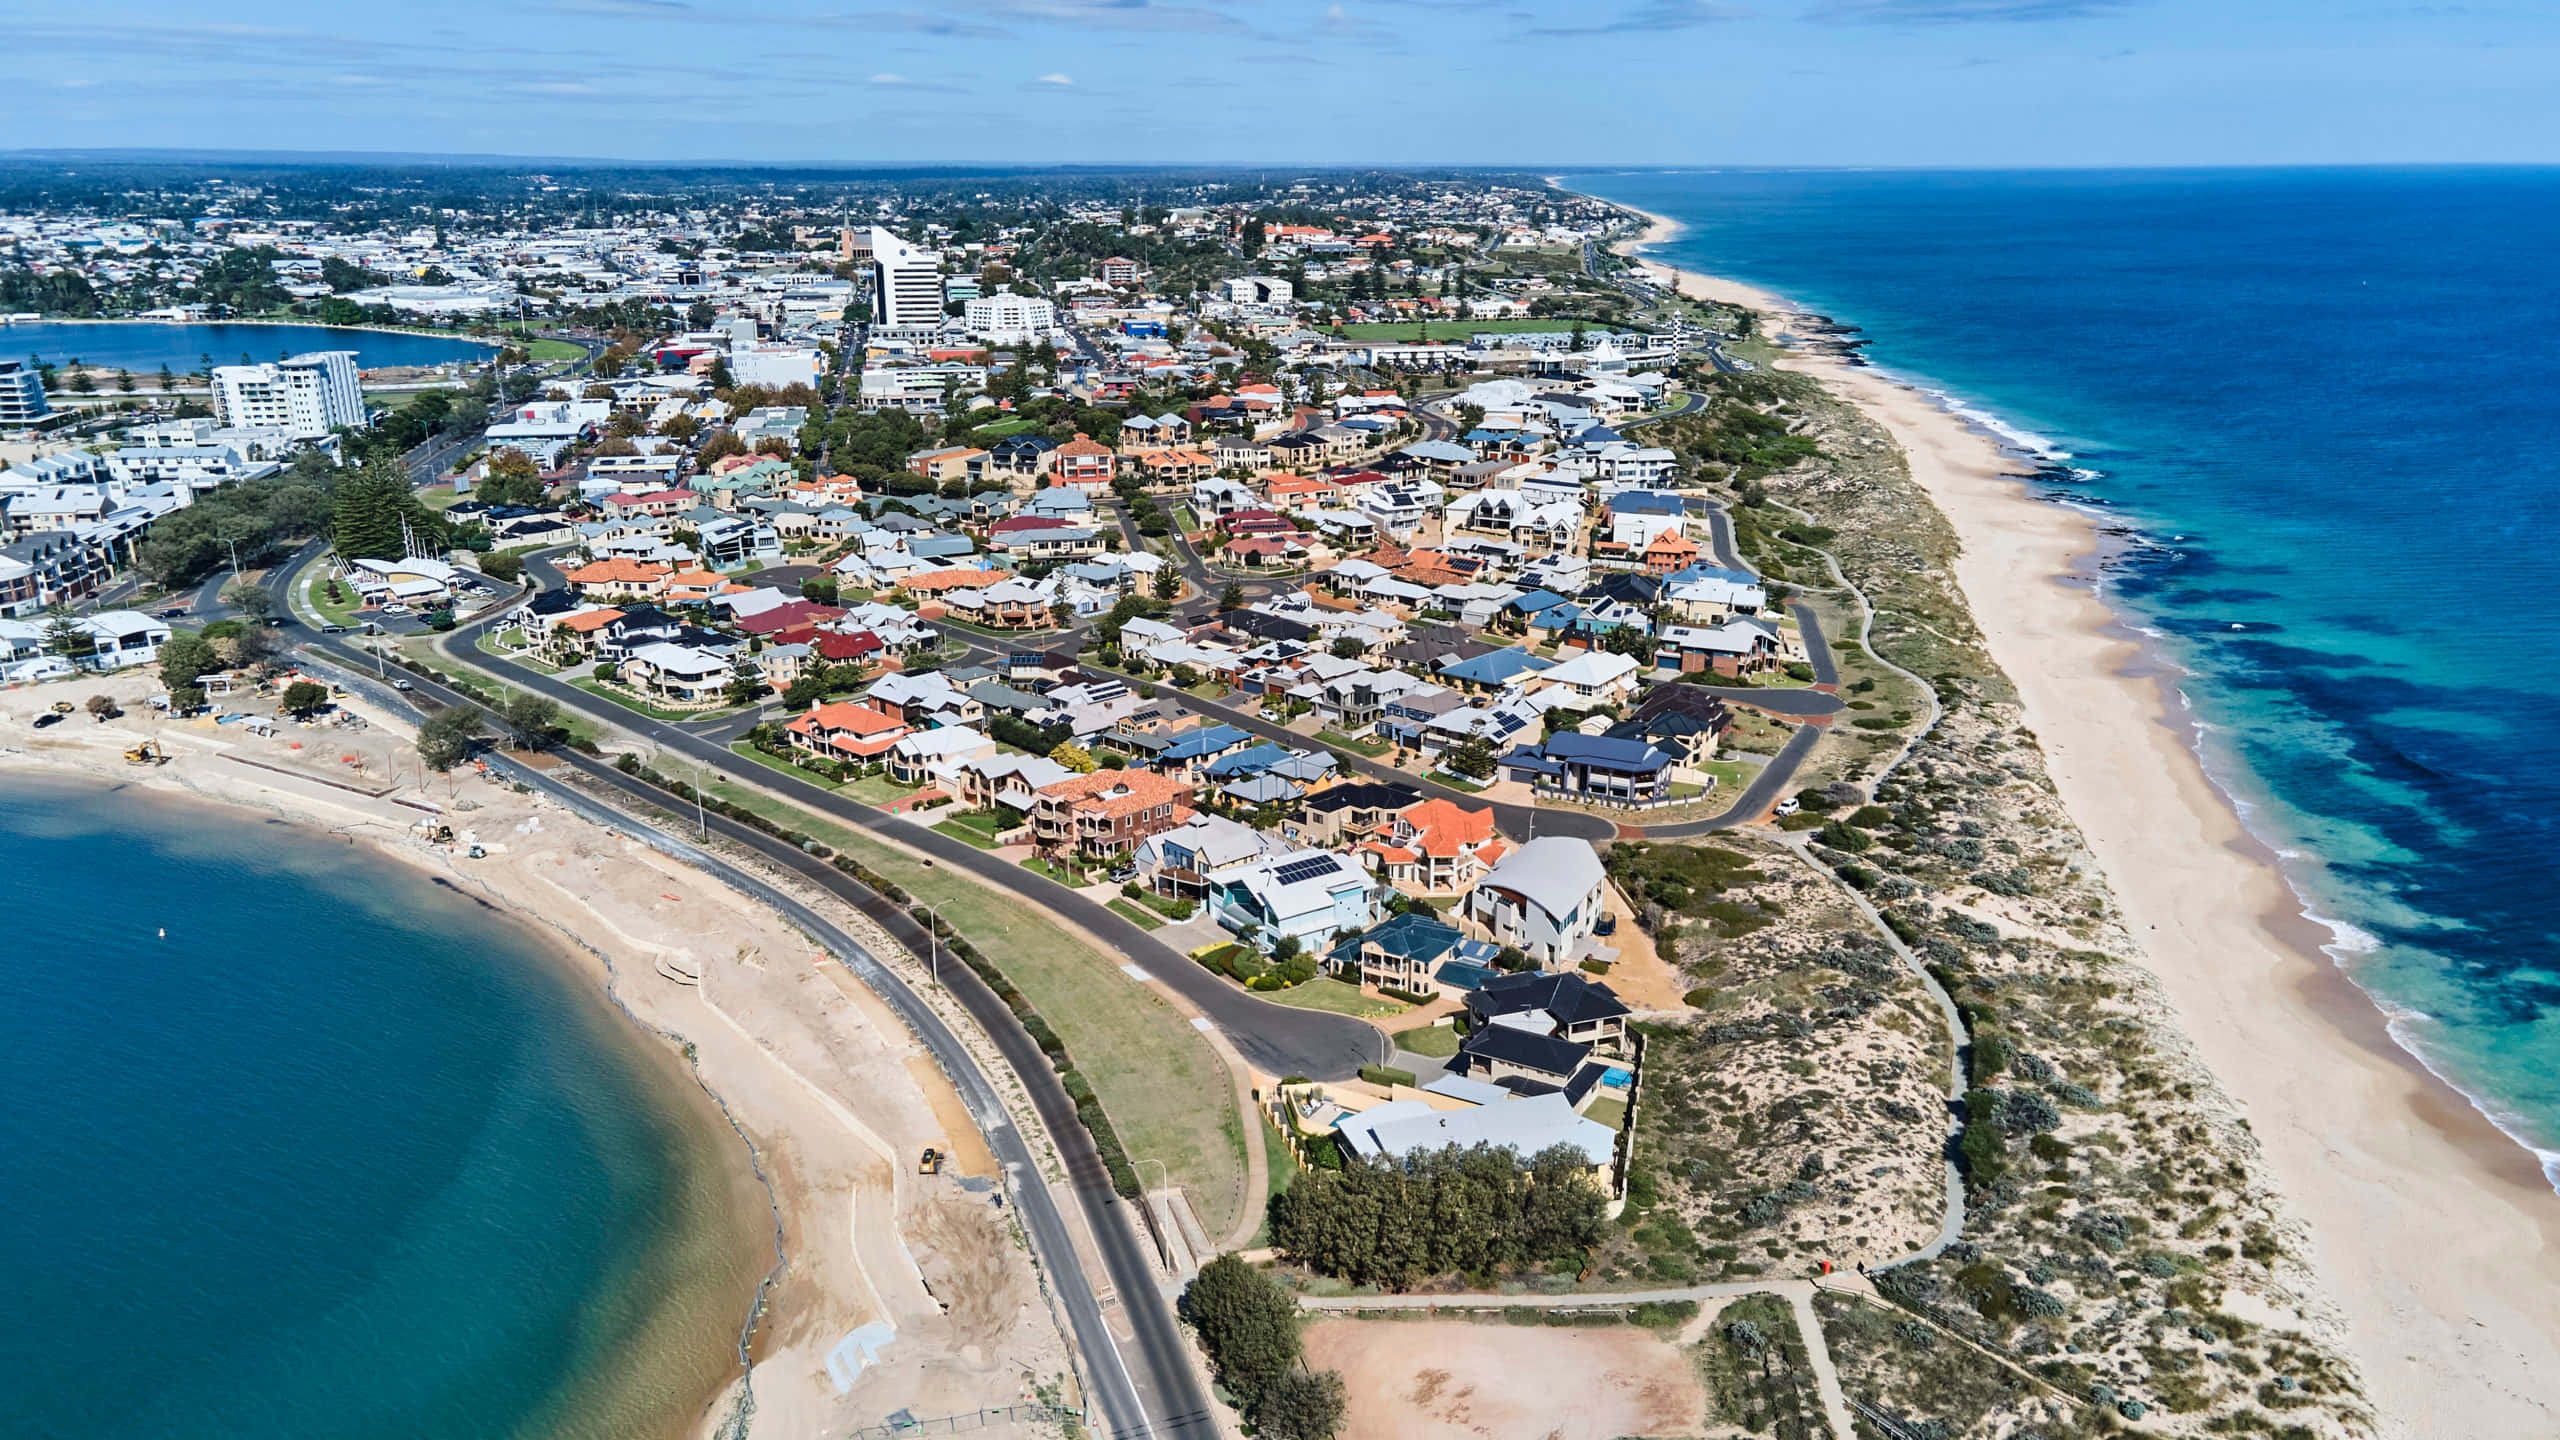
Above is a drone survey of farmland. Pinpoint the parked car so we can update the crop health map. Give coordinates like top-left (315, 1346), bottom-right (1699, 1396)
top-left (1774, 797), bottom-right (1801, 817)
top-left (31, 711), bottom-right (63, 728)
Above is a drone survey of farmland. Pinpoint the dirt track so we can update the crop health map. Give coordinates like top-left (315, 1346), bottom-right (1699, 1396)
top-left (1303, 1319), bottom-right (1703, 1440)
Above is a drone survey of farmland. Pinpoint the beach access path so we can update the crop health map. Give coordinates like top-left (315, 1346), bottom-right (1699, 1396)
top-left (1609, 233), bottom-right (2560, 1437)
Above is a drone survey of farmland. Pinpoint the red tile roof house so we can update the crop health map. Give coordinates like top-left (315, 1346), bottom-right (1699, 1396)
top-left (737, 600), bottom-right (846, 637)
top-left (1222, 535), bottom-right (1308, 568)
top-left (604, 487), bottom-right (698, 518)
top-left (1030, 769), bottom-right (1196, 860)
top-left (1051, 433), bottom-right (1119, 490)
top-left (782, 699), bottom-right (911, 761)
top-left (1356, 797), bottom-right (1510, 896)
top-left (560, 558), bottom-right (674, 599)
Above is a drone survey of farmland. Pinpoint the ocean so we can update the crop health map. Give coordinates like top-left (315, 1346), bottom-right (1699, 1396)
top-left (0, 777), bottom-right (762, 1439)
top-left (1564, 167), bottom-right (2560, 1186)
top-left (5, 321), bottom-right (494, 374)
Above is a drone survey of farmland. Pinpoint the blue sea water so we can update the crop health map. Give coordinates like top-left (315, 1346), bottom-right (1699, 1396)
top-left (5, 321), bottom-right (493, 374)
top-left (0, 778), bottom-right (758, 1439)
top-left (1565, 167), bottom-right (2560, 1183)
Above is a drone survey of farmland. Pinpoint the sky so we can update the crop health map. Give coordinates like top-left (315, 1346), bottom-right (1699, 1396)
top-left (2, 1), bottom-right (2555, 168)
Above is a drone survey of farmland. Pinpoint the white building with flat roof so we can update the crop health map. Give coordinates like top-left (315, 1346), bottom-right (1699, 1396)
top-left (962, 292), bottom-right (1058, 346)
top-left (209, 351), bottom-right (363, 439)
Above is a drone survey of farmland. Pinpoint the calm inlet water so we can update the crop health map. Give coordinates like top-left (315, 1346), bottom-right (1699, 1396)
top-left (0, 778), bottom-right (760, 1439)
top-left (1566, 167), bottom-right (2560, 1184)
top-left (6, 321), bottom-right (494, 373)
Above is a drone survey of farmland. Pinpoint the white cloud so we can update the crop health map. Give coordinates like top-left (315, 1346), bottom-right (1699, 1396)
top-left (1036, 71), bottom-right (1075, 84)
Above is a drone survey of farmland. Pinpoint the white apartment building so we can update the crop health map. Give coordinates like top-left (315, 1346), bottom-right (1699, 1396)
top-left (209, 351), bottom-right (364, 439)
top-left (0, 361), bottom-right (51, 427)
top-left (1223, 276), bottom-right (1293, 306)
top-left (869, 227), bottom-right (946, 332)
top-left (731, 345), bottom-right (826, 389)
top-left (962, 292), bottom-right (1058, 346)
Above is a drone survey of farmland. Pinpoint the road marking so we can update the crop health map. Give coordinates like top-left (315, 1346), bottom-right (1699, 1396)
top-left (1190, 1017), bottom-right (1215, 1032)
top-left (1120, 964), bottom-right (1151, 981)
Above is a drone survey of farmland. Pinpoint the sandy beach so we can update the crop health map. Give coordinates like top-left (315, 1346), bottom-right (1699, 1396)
top-left (1611, 206), bottom-right (2560, 1434)
top-left (0, 675), bottom-right (1073, 1440)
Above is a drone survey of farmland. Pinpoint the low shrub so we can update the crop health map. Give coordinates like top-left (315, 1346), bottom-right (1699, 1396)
top-left (1360, 1064), bottom-right (1417, 1088)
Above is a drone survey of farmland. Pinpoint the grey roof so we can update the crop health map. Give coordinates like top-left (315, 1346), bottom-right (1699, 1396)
top-left (1478, 837), bottom-right (1605, 919)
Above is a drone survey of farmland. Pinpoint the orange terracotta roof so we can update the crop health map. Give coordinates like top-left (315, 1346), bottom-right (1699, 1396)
top-left (1400, 797), bottom-right (1498, 857)
top-left (554, 608), bottom-right (625, 633)
top-left (562, 558), bottom-right (672, 584)
top-left (902, 568), bottom-right (1006, 593)
top-left (787, 701), bottom-right (905, 736)
top-left (1056, 432), bottom-right (1115, 458)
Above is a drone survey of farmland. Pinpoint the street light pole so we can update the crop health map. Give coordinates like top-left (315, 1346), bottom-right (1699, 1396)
top-left (924, 901), bottom-right (945, 986)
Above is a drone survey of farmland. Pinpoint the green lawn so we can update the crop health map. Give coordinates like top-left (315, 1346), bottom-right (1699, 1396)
top-left (1264, 977), bottom-right (1406, 1019)
top-left (1019, 854), bottom-right (1085, 885)
top-left (1107, 899), bottom-right (1166, 931)
top-left (1585, 1095), bottom-right (1629, 1131)
top-left (1428, 770), bottom-right (1489, 793)
top-left (416, 485), bottom-right (465, 512)
top-left (571, 677), bottom-right (718, 723)
top-left (843, 771), bottom-right (920, 805)
top-left (1318, 728), bottom-right (1391, 758)
top-left (671, 776), bottom-right (1249, 1239)
top-left (1694, 759), bottom-right (1754, 792)
top-left (522, 337), bottom-right (585, 362)
top-left (1399, 1023), bottom-right (1461, 1058)
top-left (306, 570), bottom-right (366, 629)
top-left (727, 741), bottom-right (846, 791)
top-left (934, 820), bottom-right (1000, 851)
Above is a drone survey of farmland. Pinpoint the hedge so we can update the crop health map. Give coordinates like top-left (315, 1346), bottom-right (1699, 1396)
top-left (1360, 1064), bottom-right (1417, 1088)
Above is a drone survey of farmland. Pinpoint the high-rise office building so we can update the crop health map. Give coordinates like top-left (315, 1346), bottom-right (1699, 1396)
top-left (208, 351), bottom-right (365, 439)
top-left (869, 227), bottom-right (946, 331)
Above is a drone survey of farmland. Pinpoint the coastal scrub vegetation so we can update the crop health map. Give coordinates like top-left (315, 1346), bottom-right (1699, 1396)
top-left (1601, 832), bottom-right (1948, 1286)
top-left (1694, 1293), bottom-right (1825, 1438)
top-left (1673, 349), bottom-right (2376, 1433)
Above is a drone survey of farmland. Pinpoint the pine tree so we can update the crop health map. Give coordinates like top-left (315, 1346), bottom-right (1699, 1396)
top-left (332, 454), bottom-right (423, 561)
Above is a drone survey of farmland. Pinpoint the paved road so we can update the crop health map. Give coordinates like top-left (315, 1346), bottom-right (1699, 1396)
top-left (290, 645), bottom-right (1209, 1440)
top-left (447, 566), bottom-right (1385, 1082)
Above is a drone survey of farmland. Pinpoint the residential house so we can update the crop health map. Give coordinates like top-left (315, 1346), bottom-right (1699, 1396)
top-left (1207, 849), bottom-right (1381, 955)
top-left (1325, 909), bottom-right (1467, 993)
top-left (1497, 732), bottom-right (1676, 805)
top-left (1463, 836), bottom-right (1608, 969)
top-left (783, 698), bottom-right (912, 760)
top-left (1467, 970), bottom-right (1631, 1060)
top-left (1357, 797), bottom-right (1510, 896)
top-left (1030, 768), bottom-right (1195, 860)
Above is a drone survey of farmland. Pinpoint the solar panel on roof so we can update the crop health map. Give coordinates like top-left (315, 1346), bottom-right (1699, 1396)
top-left (1272, 856), bottom-right (1341, 886)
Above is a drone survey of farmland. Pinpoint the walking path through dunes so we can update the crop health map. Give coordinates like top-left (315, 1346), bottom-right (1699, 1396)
top-left (1808, 325), bottom-right (2560, 1440)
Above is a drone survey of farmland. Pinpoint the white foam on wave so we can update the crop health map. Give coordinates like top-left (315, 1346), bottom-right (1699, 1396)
top-left (2177, 679), bottom-right (2560, 1195)
top-left (1912, 384), bottom-right (2076, 462)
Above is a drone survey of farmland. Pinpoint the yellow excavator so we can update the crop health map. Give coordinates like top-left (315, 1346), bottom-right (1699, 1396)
top-left (918, 1147), bottom-right (941, 1176)
top-left (124, 739), bottom-right (167, 766)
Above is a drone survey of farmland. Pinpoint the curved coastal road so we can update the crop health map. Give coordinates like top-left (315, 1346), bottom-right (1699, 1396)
top-left (437, 568), bottom-right (1384, 1084)
top-left (291, 646), bottom-right (1210, 1440)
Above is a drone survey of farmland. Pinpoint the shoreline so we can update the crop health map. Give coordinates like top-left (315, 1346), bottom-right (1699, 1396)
top-left (1592, 192), bottom-right (2560, 1432)
top-left (5, 315), bottom-right (506, 348)
top-left (0, 682), bottom-right (1070, 1438)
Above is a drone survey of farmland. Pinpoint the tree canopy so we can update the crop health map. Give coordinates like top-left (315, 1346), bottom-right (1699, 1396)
top-left (1267, 1142), bottom-right (1607, 1290)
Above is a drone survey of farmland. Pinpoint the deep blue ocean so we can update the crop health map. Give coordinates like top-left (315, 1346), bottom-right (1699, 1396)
top-left (0, 779), bottom-right (757, 1439)
top-left (6, 321), bottom-right (493, 374)
top-left (1566, 167), bottom-right (2560, 1184)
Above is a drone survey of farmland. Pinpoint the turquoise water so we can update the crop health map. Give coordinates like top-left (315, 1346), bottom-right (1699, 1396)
top-left (1566, 167), bottom-right (2560, 1185)
top-left (6, 321), bottom-right (493, 374)
top-left (0, 778), bottom-right (758, 1439)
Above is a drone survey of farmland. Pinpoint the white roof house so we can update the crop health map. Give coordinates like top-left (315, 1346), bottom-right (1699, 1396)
top-left (1525, 648), bottom-right (1642, 706)
top-left (1335, 1093), bottom-right (1613, 1169)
